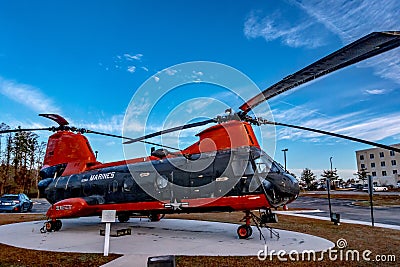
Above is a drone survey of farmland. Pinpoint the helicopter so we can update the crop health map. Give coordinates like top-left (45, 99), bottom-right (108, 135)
top-left (1, 31), bottom-right (399, 239)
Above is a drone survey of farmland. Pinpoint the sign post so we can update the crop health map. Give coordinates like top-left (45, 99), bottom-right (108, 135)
top-left (101, 210), bottom-right (116, 256)
top-left (367, 175), bottom-right (375, 227)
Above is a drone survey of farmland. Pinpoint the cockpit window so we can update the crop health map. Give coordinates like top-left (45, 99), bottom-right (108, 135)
top-left (270, 162), bottom-right (285, 173)
top-left (252, 151), bottom-right (285, 174)
top-left (254, 155), bottom-right (272, 174)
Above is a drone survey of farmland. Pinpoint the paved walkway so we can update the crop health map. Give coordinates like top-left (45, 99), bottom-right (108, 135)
top-left (0, 217), bottom-right (334, 267)
top-left (275, 210), bottom-right (400, 230)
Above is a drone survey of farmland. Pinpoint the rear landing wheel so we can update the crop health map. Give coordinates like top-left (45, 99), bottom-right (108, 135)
top-left (237, 224), bottom-right (253, 239)
top-left (148, 213), bottom-right (162, 222)
top-left (44, 220), bottom-right (62, 232)
top-left (118, 214), bottom-right (130, 223)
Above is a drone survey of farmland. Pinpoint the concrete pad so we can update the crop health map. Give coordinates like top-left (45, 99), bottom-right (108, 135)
top-left (0, 217), bottom-right (334, 266)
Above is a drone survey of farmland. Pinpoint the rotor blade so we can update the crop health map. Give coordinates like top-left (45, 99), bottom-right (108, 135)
top-left (39, 114), bottom-right (69, 126)
top-left (123, 119), bottom-right (216, 144)
top-left (0, 127), bottom-right (53, 134)
top-left (239, 31), bottom-right (400, 115)
top-left (83, 129), bottom-right (180, 151)
top-left (265, 121), bottom-right (400, 153)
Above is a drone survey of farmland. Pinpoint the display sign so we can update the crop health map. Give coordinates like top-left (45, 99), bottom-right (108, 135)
top-left (101, 210), bottom-right (116, 223)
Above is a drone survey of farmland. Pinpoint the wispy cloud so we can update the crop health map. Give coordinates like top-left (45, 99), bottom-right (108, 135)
top-left (127, 66), bottom-right (136, 73)
top-left (244, 1), bottom-right (400, 84)
top-left (165, 68), bottom-right (177, 76)
top-left (364, 89), bottom-right (387, 95)
top-left (292, 0), bottom-right (400, 84)
top-left (106, 53), bottom-right (148, 74)
top-left (0, 77), bottom-right (60, 114)
top-left (76, 114), bottom-right (124, 134)
top-left (272, 103), bottom-right (400, 142)
top-left (243, 10), bottom-right (327, 48)
top-left (124, 53), bottom-right (143, 61)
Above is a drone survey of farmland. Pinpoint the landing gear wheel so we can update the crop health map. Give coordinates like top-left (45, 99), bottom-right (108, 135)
top-left (237, 224), bottom-right (253, 239)
top-left (54, 220), bottom-right (62, 231)
top-left (45, 221), bottom-right (54, 232)
top-left (148, 213), bottom-right (161, 222)
top-left (118, 214), bottom-right (130, 223)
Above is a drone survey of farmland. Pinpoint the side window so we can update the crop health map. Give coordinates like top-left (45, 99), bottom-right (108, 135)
top-left (111, 180), bottom-right (118, 193)
top-left (123, 176), bottom-right (134, 192)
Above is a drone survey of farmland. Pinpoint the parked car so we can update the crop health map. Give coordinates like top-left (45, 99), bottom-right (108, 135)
top-left (373, 186), bottom-right (388, 192)
top-left (0, 193), bottom-right (33, 212)
top-left (362, 185), bottom-right (389, 192)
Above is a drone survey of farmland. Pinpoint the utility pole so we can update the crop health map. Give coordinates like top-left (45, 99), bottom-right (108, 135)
top-left (282, 148), bottom-right (288, 172)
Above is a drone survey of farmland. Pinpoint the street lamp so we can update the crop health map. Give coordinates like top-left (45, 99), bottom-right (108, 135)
top-left (282, 148), bottom-right (288, 172)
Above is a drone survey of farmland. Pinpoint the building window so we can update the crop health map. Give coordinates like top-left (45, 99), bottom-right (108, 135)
top-left (360, 155), bottom-right (364, 160)
top-left (370, 154), bottom-right (374, 159)
top-left (379, 152), bottom-right (384, 158)
top-left (371, 162), bottom-right (376, 168)
top-left (361, 164), bottom-right (365, 169)
top-left (393, 170), bottom-right (398, 175)
top-left (372, 171), bottom-right (377, 177)
top-left (382, 171), bottom-right (387, 176)
top-left (390, 151), bottom-right (395, 157)
top-left (391, 160), bottom-right (397, 166)
top-left (381, 161), bottom-right (386, 167)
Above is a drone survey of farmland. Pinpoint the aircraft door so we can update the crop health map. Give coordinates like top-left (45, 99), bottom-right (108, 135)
top-left (187, 153), bottom-right (215, 198)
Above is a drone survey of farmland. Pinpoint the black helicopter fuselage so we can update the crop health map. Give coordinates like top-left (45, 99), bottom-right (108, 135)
top-left (38, 146), bottom-right (299, 217)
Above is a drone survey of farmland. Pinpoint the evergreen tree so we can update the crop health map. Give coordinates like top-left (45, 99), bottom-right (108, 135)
top-left (321, 169), bottom-right (339, 189)
top-left (354, 168), bottom-right (369, 186)
top-left (300, 168), bottom-right (316, 190)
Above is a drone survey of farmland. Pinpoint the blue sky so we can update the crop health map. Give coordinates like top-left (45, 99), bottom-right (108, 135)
top-left (0, 0), bottom-right (399, 179)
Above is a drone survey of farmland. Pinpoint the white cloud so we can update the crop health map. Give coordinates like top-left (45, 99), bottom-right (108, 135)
top-left (292, 0), bottom-right (400, 84)
top-left (165, 69), bottom-right (177, 76)
top-left (0, 77), bottom-right (60, 114)
top-left (192, 71), bottom-right (203, 76)
top-left (273, 103), bottom-right (400, 143)
top-left (154, 76), bottom-right (160, 82)
top-left (127, 66), bottom-right (136, 73)
top-left (141, 66), bottom-right (149, 72)
top-left (243, 10), bottom-right (327, 48)
top-left (364, 89), bottom-right (386, 95)
top-left (244, 1), bottom-right (400, 84)
top-left (77, 114), bottom-right (124, 134)
top-left (124, 53), bottom-right (143, 61)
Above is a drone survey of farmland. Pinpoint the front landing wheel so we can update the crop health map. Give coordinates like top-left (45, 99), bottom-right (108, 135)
top-left (237, 224), bottom-right (253, 239)
top-left (43, 220), bottom-right (62, 232)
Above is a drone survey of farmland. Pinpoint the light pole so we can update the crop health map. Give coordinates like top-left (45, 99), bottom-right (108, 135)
top-left (327, 157), bottom-right (333, 217)
top-left (282, 148), bottom-right (288, 172)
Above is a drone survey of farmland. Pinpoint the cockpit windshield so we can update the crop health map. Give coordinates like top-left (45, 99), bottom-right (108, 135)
top-left (254, 155), bottom-right (271, 174)
top-left (253, 150), bottom-right (285, 174)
